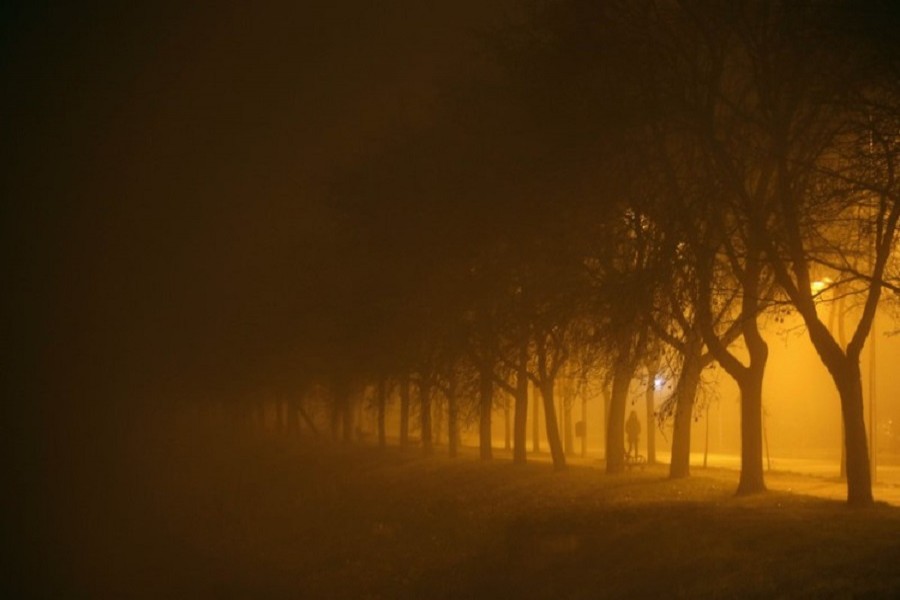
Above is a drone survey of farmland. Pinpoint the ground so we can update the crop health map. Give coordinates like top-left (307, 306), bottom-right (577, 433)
top-left (34, 430), bottom-right (900, 598)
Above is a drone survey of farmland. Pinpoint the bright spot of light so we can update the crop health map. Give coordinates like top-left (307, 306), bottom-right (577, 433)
top-left (654, 376), bottom-right (665, 390)
top-left (811, 277), bottom-right (832, 294)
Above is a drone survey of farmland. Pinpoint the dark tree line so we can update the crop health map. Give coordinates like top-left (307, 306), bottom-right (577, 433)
top-left (266, 0), bottom-right (900, 507)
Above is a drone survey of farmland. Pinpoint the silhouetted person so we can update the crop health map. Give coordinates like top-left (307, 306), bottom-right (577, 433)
top-left (626, 410), bottom-right (641, 458)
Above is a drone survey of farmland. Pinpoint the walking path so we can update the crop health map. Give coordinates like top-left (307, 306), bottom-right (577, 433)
top-left (649, 452), bottom-right (900, 506)
top-left (456, 444), bottom-right (900, 505)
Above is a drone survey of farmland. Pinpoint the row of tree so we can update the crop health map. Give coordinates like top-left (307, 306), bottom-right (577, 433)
top-left (281, 1), bottom-right (900, 507)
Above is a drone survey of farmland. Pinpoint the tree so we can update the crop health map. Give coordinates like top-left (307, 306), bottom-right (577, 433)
top-left (656, 0), bottom-right (900, 505)
top-left (581, 207), bottom-right (655, 474)
top-left (375, 378), bottom-right (388, 448)
top-left (399, 374), bottom-right (411, 449)
top-left (491, 337), bottom-right (531, 464)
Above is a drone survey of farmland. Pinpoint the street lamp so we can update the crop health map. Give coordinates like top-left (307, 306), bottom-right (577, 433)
top-left (811, 277), bottom-right (832, 296)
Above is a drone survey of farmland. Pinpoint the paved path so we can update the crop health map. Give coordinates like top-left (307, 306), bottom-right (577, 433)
top-left (656, 452), bottom-right (900, 506)
top-left (460, 445), bottom-right (900, 505)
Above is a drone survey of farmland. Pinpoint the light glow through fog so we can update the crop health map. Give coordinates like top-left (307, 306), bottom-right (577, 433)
top-left (811, 277), bottom-right (833, 294)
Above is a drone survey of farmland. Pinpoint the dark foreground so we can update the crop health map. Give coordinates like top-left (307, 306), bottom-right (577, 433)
top-left (24, 426), bottom-right (900, 598)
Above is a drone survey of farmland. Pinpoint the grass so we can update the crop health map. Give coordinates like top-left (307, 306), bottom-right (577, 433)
top-left (41, 430), bottom-right (900, 598)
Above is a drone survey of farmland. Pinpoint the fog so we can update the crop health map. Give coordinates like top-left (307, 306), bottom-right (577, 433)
top-left (6, 0), bottom-right (900, 596)
top-left (260, 309), bottom-right (900, 471)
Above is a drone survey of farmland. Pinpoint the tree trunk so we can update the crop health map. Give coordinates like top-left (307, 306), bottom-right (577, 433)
top-left (504, 399), bottom-right (511, 450)
top-left (736, 364), bottom-right (766, 494)
top-left (696, 248), bottom-right (770, 494)
top-left (735, 285), bottom-right (769, 494)
top-left (669, 398), bottom-right (693, 478)
top-left (800, 297), bottom-right (873, 505)
top-left (606, 360), bottom-right (633, 474)
top-left (434, 397), bottom-right (444, 446)
top-left (532, 383), bottom-right (541, 453)
top-left (837, 362), bottom-right (873, 506)
top-left (479, 366), bottom-right (493, 460)
top-left (400, 376), bottom-right (410, 449)
top-left (513, 360), bottom-right (529, 464)
top-left (420, 379), bottom-right (432, 455)
top-left (540, 381), bottom-right (566, 470)
top-left (376, 380), bottom-right (387, 448)
top-left (670, 345), bottom-right (702, 479)
top-left (448, 386), bottom-right (459, 458)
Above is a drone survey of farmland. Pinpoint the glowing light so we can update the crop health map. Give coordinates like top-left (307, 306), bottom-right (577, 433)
top-left (654, 376), bottom-right (665, 390)
top-left (811, 277), bottom-right (833, 294)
